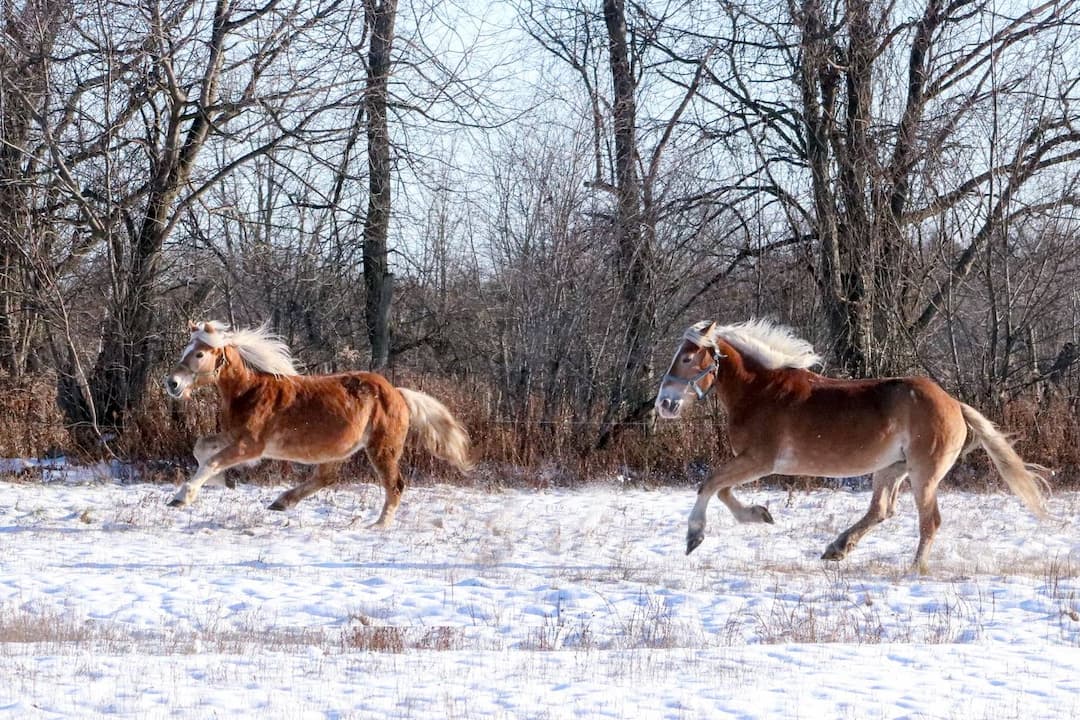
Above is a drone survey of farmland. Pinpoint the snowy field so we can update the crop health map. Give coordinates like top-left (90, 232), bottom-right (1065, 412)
top-left (0, 460), bottom-right (1077, 719)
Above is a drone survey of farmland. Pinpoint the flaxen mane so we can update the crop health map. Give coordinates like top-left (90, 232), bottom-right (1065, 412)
top-left (191, 322), bottom-right (299, 376)
top-left (685, 319), bottom-right (822, 370)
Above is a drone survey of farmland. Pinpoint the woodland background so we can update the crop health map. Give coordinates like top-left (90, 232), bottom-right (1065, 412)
top-left (1, 0), bottom-right (1078, 486)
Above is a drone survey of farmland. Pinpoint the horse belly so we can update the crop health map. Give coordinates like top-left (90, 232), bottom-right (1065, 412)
top-left (262, 427), bottom-right (368, 464)
top-left (772, 432), bottom-right (906, 478)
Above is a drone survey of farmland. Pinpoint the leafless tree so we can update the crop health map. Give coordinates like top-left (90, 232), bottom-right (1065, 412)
top-left (517, 0), bottom-right (724, 445)
top-left (362, 0), bottom-right (397, 369)
top-left (0, 0), bottom-right (71, 376)
top-left (1, 0), bottom-right (356, 437)
top-left (690, 0), bottom-right (1080, 376)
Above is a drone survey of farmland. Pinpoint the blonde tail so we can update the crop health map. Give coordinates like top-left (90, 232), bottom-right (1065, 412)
top-left (398, 387), bottom-right (473, 473)
top-left (960, 403), bottom-right (1050, 518)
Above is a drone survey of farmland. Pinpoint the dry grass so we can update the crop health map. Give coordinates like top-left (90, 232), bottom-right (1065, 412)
top-left (0, 601), bottom-right (332, 656)
top-left (0, 597), bottom-right (477, 658)
top-left (340, 618), bottom-right (469, 653)
top-left (0, 371), bottom-right (70, 459)
top-left (1, 368), bottom-right (1077, 490)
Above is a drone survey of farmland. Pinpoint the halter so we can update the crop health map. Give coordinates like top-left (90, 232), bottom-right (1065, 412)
top-left (662, 346), bottom-right (724, 401)
top-left (184, 345), bottom-right (229, 382)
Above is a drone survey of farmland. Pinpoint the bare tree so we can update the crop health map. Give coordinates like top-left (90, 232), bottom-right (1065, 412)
top-left (696, 0), bottom-right (1080, 376)
top-left (363, 0), bottom-right (398, 369)
top-left (1, 0), bottom-right (354, 436)
top-left (0, 0), bottom-right (71, 376)
top-left (518, 0), bottom-right (720, 445)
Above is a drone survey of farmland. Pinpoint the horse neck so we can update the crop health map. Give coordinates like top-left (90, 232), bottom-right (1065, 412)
top-left (713, 339), bottom-right (756, 411)
top-left (216, 346), bottom-right (258, 399)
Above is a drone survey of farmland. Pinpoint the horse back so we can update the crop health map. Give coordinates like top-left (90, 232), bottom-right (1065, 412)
top-left (786, 371), bottom-right (961, 428)
top-left (223, 370), bottom-right (407, 459)
top-left (729, 369), bottom-right (964, 472)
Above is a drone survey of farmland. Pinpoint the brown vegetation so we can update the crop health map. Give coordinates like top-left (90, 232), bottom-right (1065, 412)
top-left (0, 364), bottom-right (1075, 490)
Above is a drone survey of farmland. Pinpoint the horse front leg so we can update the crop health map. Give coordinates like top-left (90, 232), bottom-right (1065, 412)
top-left (191, 434), bottom-right (237, 489)
top-left (686, 455), bottom-right (772, 556)
top-left (169, 437), bottom-right (264, 507)
top-left (716, 487), bottom-right (775, 524)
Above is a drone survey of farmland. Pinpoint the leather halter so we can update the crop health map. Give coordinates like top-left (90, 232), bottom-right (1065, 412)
top-left (662, 347), bottom-right (724, 401)
top-left (185, 346), bottom-right (229, 382)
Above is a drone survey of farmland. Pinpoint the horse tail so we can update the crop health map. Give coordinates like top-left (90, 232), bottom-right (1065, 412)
top-left (959, 403), bottom-right (1050, 518)
top-left (397, 387), bottom-right (474, 473)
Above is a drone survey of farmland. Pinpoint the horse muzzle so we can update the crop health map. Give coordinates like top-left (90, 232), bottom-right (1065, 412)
top-left (164, 370), bottom-right (192, 400)
top-left (655, 393), bottom-right (683, 419)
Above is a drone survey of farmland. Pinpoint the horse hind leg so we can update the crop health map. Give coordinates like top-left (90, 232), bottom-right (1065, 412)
top-left (268, 461), bottom-right (344, 511)
top-left (910, 466), bottom-right (949, 574)
top-left (365, 442), bottom-right (406, 529)
top-left (822, 462), bottom-right (908, 561)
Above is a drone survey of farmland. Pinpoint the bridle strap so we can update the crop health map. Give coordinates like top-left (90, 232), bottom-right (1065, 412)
top-left (662, 348), bottom-right (724, 401)
top-left (185, 347), bottom-right (228, 382)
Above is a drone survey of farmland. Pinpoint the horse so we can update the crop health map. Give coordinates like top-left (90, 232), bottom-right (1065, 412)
top-left (164, 321), bottom-right (473, 527)
top-left (654, 319), bottom-right (1050, 570)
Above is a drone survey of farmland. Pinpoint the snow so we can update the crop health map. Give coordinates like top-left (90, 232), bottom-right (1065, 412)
top-left (0, 463), bottom-right (1077, 718)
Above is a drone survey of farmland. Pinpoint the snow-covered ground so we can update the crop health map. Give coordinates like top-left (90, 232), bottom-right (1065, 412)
top-left (0, 460), bottom-right (1077, 719)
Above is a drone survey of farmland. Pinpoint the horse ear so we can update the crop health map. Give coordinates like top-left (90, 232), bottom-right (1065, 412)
top-left (188, 320), bottom-right (199, 332)
top-left (703, 321), bottom-right (717, 338)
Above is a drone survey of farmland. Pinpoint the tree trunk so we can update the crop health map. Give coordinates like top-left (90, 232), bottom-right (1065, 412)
top-left (86, 214), bottom-right (168, 429)
top-left (0, 0), bottom-right (62, 376)
top-left (363, 0), bottom-right (398, 370)
top-left (598, 0), bottom-right (656, 446)
top-left (73, 0), bottom-right (230, 432)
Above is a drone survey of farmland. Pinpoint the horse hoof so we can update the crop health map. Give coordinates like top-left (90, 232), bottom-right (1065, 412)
top-left (225, 478), bottom-right (237, 490)
top-left (755, 505), bottom-right (775, 524)
top-left (821, 545), bottom-right (845, 561)
top-left (166, 498), bottom-right (185, 508)
top-left (686, 533), bottom-right (705, 556)
top-left (267, 501), bottom-right (287, 512)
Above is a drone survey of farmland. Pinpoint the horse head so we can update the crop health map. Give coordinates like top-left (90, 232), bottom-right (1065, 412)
top-left (165, 321), bottom-right (228, 399)
top-left (655, 321), bottom-right (723, 419)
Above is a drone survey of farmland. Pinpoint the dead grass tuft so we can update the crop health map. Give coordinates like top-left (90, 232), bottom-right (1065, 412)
top-left (0, 604), bottom-right (116, 649)
top-left (0, 371), bottom-right (70, 459)
top-left (340, 616), bottom-right (468, 653)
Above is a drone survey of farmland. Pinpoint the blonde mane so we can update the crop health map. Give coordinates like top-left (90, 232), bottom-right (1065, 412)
top-left (685, 319), bottom-right (822, 370)
top-left (191, 321), bottom-right (299, 376)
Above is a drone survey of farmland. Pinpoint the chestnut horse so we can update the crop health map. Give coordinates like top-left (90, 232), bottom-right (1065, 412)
top-left (655, 319), bottom-right (1050, 569)
top-left (165, 321), bottom-right (472, 526)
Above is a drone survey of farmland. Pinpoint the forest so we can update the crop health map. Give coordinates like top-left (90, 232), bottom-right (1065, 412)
top-left (1, 0), bottom-right (1078, 484)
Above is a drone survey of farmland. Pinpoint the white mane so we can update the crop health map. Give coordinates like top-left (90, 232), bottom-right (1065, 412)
top-left (190, 321), bottom-right (299, 376)
top-left (685, 318), bottom-right (822, 370)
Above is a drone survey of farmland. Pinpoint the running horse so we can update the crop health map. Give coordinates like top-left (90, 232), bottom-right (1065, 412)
top-left (655, 319), bottom-right (1050, 569)
top-left (164, 321), bottom-right (472, 526)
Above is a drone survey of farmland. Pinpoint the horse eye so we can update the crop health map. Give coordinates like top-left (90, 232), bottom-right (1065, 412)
top-left (195, 352), bottom-right (205, 359)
